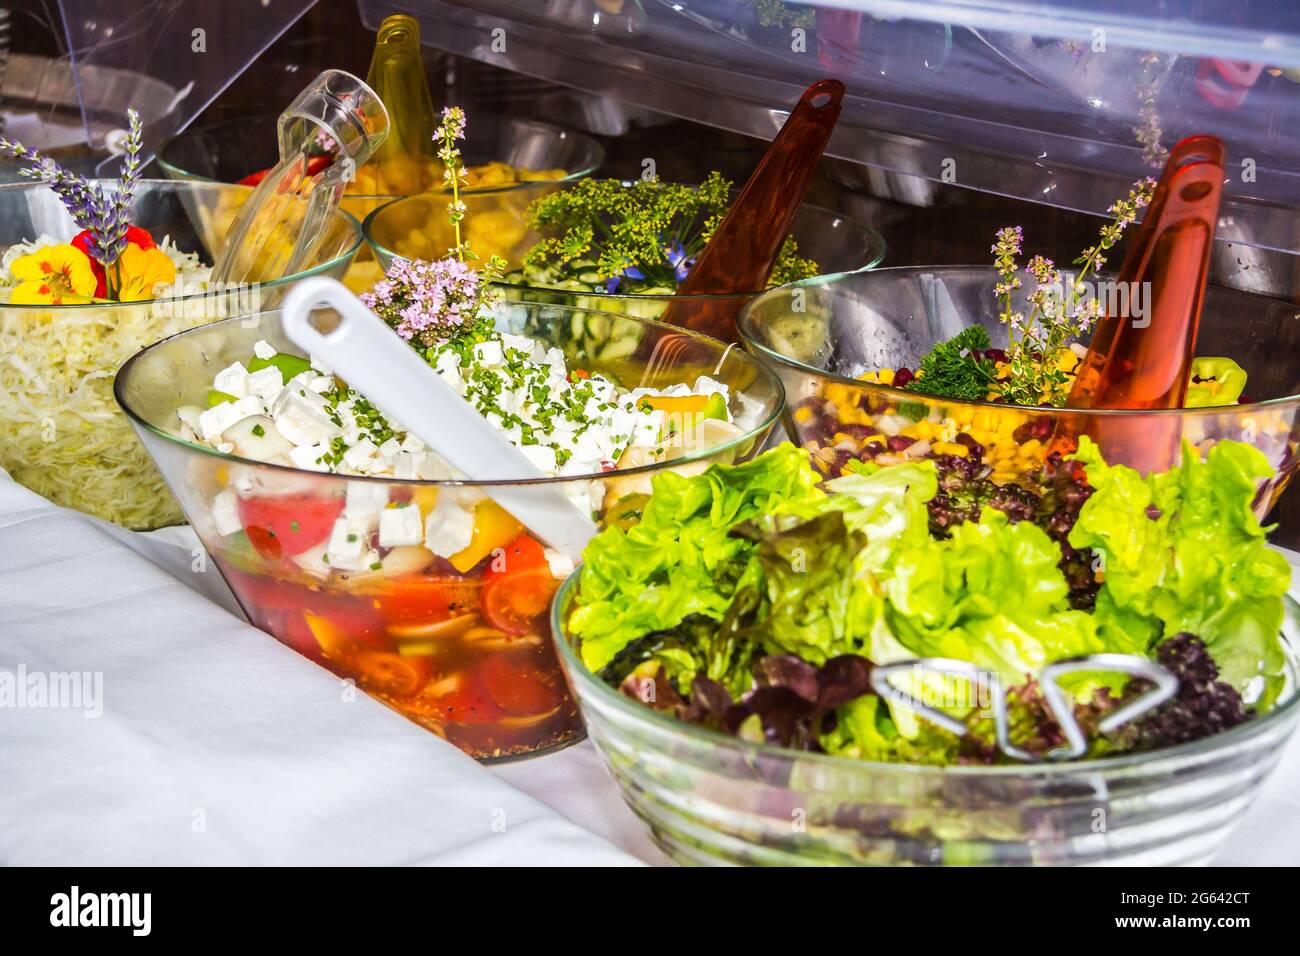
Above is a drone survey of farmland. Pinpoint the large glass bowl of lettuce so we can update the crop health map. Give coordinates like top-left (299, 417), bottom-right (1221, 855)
top-left (552, 442), bottom-right (1300, 865)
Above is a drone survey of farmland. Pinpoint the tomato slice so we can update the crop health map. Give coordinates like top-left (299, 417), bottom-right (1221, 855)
top-left (428, 684), bottom-right (506, 725)
top-left (480, 566), bottom-right (558, 636)
top-left (479, 656), bottom-right (563, 716)
top-left (350, 651), bottom-right (433, 697)
top-left (236, 168), bottom-right (271, 187)
top-left (375, 575), bottom-right (482, 626)
top-left (485, 533), bottom-right (548, 579)
top-left (237, 494), bottom-right (345, 558)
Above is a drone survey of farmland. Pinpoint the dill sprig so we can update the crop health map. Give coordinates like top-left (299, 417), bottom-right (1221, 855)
top-left (522, 171), bottom-right (817, 290)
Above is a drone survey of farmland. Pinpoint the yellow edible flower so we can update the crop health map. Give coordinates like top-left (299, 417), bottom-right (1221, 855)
top-left (115, 243), bottom-right (178, 302)
top-left (9, 244), bottom-right (97, 305)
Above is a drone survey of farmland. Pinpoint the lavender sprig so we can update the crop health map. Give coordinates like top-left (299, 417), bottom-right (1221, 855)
top-left (102, 109), bottom-right (144, 264)
top-left (0, 109), bottom-right (143, 269)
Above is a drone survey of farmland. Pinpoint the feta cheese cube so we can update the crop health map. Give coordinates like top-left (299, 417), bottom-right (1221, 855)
top-left (292, 541), bottom-right (332, 579)
top-left (213, 361), bottom-right (250, 398)
top-left (197, 400), bottom-right (249, 441)
top-left (393, 451), bottom-right (424, 480)
top-left (572, 427), bottom-right (608, 463)
top-left (246, 366), bottom-right (285, 399)
top-left (400, 433), bottom-right (425, 454)
top-left (545, 347), bottom-right (567, 375)
top-left (424, 503), bottom-right (476, 558)
top-left (342, 438), bottom-right (379, 472)
top-left (378, 504), bottom-right (424, 547)
top-left (544, 547), bottom-right (575, 580)
top-left (588, 377), bottom-right (616, 403)
top-left (434, 351), bottom-right (463, 391)
top-left (211, 489), bottom-right (244, 537)
top-left (253, 340), bottom-right (277, 360)
top-left (501, 333), bottom-right (534, 356)
top-left (271, 387), bottom-right (341, 447)
top-left (288, 441), bottom-right (331, 472)
top-left (632, 410), bottom-right (665, 447)
top-left (473, 340), bottom-right (504, 366)
top-left (693, 375), bottom-right (729, 398)
top-left (519, 443), bottom-right (557, 474)
top-left (310, 355), bottom-right (332, 376)
top-left (417, 454), bottom-right (457, 481)
top-left (344, 480), bottom-right (389, 530)
top-left (326, 516), bottom-right (371, 570)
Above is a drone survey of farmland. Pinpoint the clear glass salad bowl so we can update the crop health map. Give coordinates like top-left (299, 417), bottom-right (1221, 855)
top-left (363, 180), bottom-right (887, 335)
top-left (158, 113), bottom-right (605, 291)
top-left (0, 179), bottom-right (363, 530)
top-left (115, 302), bottom-right (784, 761)
top-left (738, 267), bottom-right (1300, 524)
top-left (554, 578), bottom-right (1300, 865)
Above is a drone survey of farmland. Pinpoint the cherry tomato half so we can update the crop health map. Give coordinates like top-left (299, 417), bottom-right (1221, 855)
top-left (479, 656), bottom-right (562, 716)
top-left (427, 684), bottom-right (506, 725)
top-left (484, 533), bottom-right (548, 579)
top-left (350, 651), bottom-right (433, 697)
top-left (480, 566), bottom-right (557, 636)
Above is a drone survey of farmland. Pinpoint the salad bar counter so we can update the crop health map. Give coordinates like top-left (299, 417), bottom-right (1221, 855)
top-left (5, 0), bottom-right (1300, 867)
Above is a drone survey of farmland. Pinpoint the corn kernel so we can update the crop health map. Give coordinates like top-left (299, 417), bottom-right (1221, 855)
top-left (794, 406), bottom-right (813, 424)
top-left (877, 368), bottom-right (896, 386)
top-left (932, 441), bottom-right (969, 458)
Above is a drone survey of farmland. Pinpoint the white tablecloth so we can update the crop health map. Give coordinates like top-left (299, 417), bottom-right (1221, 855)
top-left (2, 473), bottom-right (1296, 866)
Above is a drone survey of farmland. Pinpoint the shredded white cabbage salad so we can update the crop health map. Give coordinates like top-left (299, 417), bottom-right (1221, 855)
top-left (0, 236), bottom-right (220, 528)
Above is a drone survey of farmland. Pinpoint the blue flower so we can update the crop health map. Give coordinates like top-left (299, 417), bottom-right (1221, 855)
top-left (665, 239), bottom-right (694, 283)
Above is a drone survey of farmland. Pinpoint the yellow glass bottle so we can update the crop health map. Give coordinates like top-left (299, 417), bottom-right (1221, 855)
top-left (361, 14), bottom-right (438, 196)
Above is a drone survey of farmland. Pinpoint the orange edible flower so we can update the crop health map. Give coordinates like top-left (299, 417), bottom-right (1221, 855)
top-left (114, 243), bottom-right (177, 302)
top-left (9, 244), bottom-right (97, 305)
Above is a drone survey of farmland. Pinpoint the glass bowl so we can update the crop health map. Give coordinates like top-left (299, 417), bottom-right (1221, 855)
top-left (553, 576), bottom-right (1300, 865)
top-left (738, 266), bottom-right (1300, 519)
top-left (158, 112), bottom-right (606, 291)
top-left (114, 301), bottom-right (784, 761)
top-left (0, 179), bottom-right (363, 530)
top-left (363, 180), bottom-right (887, 338)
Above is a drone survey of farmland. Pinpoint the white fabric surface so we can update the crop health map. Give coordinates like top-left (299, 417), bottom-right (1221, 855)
top-left (0, 473), bottom-right (640, 866)
top-left (3, 471), bottom-right (1298, 866)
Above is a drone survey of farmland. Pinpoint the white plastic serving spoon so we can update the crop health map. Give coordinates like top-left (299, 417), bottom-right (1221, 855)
top-left (279, 276), bottom-right (599, 563)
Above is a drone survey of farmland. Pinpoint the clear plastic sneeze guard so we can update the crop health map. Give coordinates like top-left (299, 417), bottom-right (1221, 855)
top-left (360, 0), bottom-right (1300, 253)
top-left (52, 0), bottom-right (316, 163)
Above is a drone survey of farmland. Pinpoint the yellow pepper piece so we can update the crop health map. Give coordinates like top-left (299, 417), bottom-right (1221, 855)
top-left (449, 499), bottom-right (523, 573)
top-left (410, 486), bottom-right (439, 521)
top-left (641, 394), bottom-right (709, 414)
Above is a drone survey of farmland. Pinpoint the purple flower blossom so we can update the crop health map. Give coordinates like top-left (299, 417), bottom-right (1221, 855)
top-left (361, 255), bottom-right (485, 347)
